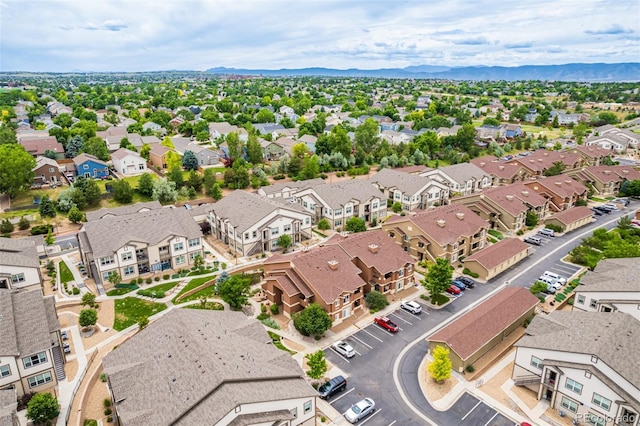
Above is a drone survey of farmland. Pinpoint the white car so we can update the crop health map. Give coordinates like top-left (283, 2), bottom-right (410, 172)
top-left (332, 340), bottom-right (355, 358)
top-left (344, 397), bottom-right (375, 423)
top-left (603, 203), bottom-right (619, 211)
top-left (541, 271), bottom-right (566, 286)
top-left (400, 300), bottom-right (422, 314)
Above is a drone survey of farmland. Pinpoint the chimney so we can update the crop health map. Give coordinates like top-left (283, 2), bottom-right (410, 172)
top-left (499, 165), bottom-right (505, 170)
top-left (543, 152), bottom-right (549, 156)
top-left (521, 190), bottom-right (529, 196)
top-left (368, 243), bottom-right (379, 253)
top-left (327, 260), bottom-right (339, 270)
top-left (565, 180), bottom-right (573, 184)
top-left (480, 162), bottom-right (486, 167)
top-left (437, 219), bottom-right (446, 227)
top-left (555, 181), bottom-right (562, 186)
top-left (456, 212), bottom-right (465, 220)
top-left (622, 169), bottom-right (629, 174)
top-left (506, 195), bottom-right (514, 201)
top-left (604, 170), bottom-right (611, 175)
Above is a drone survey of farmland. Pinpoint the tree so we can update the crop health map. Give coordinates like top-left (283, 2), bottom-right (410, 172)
top-left (81, 292), bottom-right (96, 307)
top-left (293, 303), bottom-right (332, 338)
top-left (18, 216), bottom-right (30, 230)
top-left (107, 271), bottom-right (121, 287)
top-left (317, 218), bottom-right (330, 231)
top-left (543, 161), bottom-right (566, 177)
top-left (422, 258), bottom-right (453, 305)
top-left (137, 172), bottom-right (154, 197)
top-left (0, 144), bottom-right (35, 198)
top-left (246, 134), bottom-right (263, 165)
top-left (365, 290), bottom-right (389, 312)
top-left (193, 253), bottom-right (204, 270)
top-left (620, 179), bottom-right (640, 197)
top-left (26, 393), bottom-right (60, 425)
top-left (392, 202), bottom-right (403, 213)
top-left (168, 165), bottom-right (184, 188)
top-left (305, 350), bottom-right (328, 381)
top-left (112, 179), bottom-right (133, 204)
top-left (68, 206), bottom-right (84, 223)
top-left (152, 178), bottom-right (178, 203)
top-left (182, 150), bottom-right (199, 171)
top-left (39, 196), bottom-right (56, 218)
top-left (300, 154), bottom-right (319, 180)
top-left (0, 125), bottom-right (18, 145)
top-left (44, 229), bottom-right (55, 246)
top-left (137, 316), bottom-right (149, 330)
top-left (0, 218), bottom-right (14, 234)
top-left (256, 108), bottom-right (275, 123)
top-left (187, 170), bottom-right (203, 192)
top-left (65, 135), bottom-right (84, 158)
top-left (277, 234), bottom-right (293, 252)
top-left (139, 143), bottom-right (151, 160)
top-left (345, 217), bottom-right (366, 233)
top-left (226, 131), bottom-right (242, 161)
top-left (530, 281), bottom-right (548, 295)
top-left (355, 118), bottom-right (380, 153)
top-left (209, 183), bottom-right (222, 201)
top-left (44, 149), bottom-right (57, 159)
top-left (217, 274), bottom-right (252, 310)
top-left (79, 308), bottom-right (98, 329)
top-left (83, 179), bottom-right (102, 207)
top-left (82, 136), bottom-right (110, 161)
top-left (525, 211), bottom-right (539, 227)
top-left (428, 345), bottom-right (452, 383)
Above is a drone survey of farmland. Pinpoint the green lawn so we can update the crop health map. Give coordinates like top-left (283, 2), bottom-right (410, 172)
top-left (113, 297), bottom-right (167, 331)
top-left (11, 187), bottom-right (66, 208)
top-left (58, 261), bottom-right (75, 284)
top-left (267, 331), bottom-right (296, 355)
top-left (184, 301), bottom-right (224, 311)
top-left (106, 287), bottom-right (135, 296)
top-left (172, 276), bottom-right (215, 304)
top-left (138, 281), bottom-right (180, 294)
top-left (178, 284), bottom-right (217, 303)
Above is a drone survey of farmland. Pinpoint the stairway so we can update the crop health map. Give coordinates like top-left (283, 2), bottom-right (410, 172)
top-left (51, 346), bottom-right (66, 381)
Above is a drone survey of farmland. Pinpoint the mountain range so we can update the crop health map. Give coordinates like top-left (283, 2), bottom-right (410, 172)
top-left (207, 63), bottom-right (640, 82)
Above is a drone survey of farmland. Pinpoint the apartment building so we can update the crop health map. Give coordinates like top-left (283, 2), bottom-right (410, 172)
top-left (420, 162), bottom-right (492, 196)
top-left (523, 178), bottom-right (588, 212)
top-left (566, 165), bottom-right (640, 197)
top-left (369, 168), bottom-right (449, 210)
top-left (0, 239), bottom-right (42, 292)
top-left (471, 156), bottom-right (528, 185)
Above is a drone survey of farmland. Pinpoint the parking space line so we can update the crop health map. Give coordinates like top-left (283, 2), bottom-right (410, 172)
top-left (328, 347), bottom-right (350, 363)
top-left (351, 334), bottom-right (373, 349)
top-left (358, 409), bottom-right (381, 425)
top-left (328, 387), bottom-right (355, 404)
top-left (461, 401), bottom-right (482, 421)
top-left (388, 421), bottom-right (397, 426)
top-left (361, 327), bottom-right (384, 342)
top-left (390, 313), bottom-right (413, 325)
top-left (482, 412), bottom-right (499, 426)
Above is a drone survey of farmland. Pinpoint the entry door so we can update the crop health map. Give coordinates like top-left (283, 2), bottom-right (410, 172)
top-left (342, 306), bottom-right (351, 319)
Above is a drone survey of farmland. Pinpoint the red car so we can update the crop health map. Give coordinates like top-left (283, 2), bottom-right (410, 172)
top-left (446, 285), bottom-right (461, 296)
top-left (374, 316), bottom-right (399, 332)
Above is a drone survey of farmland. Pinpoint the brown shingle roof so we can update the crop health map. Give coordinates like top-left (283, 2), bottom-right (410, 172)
top-left (471, 155), bottom-right (525, 180)
top-left (19, 137), bottom-right (64, 156)
top-left (582, 165), bottom-right (640, 183)
top-left (524, 178), bottom-right (588, 199)
top-left (509, 150), bottom-right (581, 173)
top-left (545, 206), bottom-right (593, 226)
top-left (463, 238), bottom-right (529, 271)
top-left (429, 287), bottom-right (538, 360)
top-left (476, 182), bottom-right (547, 216)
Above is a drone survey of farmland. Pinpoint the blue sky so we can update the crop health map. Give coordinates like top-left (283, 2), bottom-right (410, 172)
top-left (1, 0), bottom-right (639, 72)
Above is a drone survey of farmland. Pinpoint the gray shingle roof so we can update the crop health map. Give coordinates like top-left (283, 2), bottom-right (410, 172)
top-left (73, 152), bottom-right (107, 167)
top-left (576, 257), bottom-right (640, 292)
top-left (102, 309), bottom-right (314, 426)
top-left (258, 178), bottom-right (325, 196)
top-left (208, 191), bottom-right (308, 233)
top-left (516, 311), bottom-right (640, 389)
top-left (369, 168), bottom-right (437, 195)
top-left (85, 201), bottom-right (162, 222)
top-left (82, 207), bottom-right (202, 259)
top-left (308, 179), bottom-right (386, 209)
top-left (0, 290), bottom-right (60, 357)
top-left (431, 162), bottom-right (491, 186)
top-left (0, 238), bottom-right (39, 268)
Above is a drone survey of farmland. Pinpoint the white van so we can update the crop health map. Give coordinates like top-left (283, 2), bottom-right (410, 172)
top-left (542, 271), bottom-right (566, 285)
top-left (539, 228), bottom-right (556, 237)
top-left (539, 275), bottom-right (562, 290)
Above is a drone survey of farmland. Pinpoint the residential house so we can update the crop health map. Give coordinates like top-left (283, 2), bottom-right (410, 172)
top-left (149, 144), bottom-right (170, 170)
top-left (273, 137), bottom-right (298, 156)
top-left (72, 153), bottom-right (109, 179)
top-left (592, 124), bottom-right (640, 150)
top-left (452, 182), bottom-right (549, 233)
top-left (476, 125), bottom-right (504, 142)
top-left (78, 204), bottom-right (204, 287)
top-left (566, 165), bottom-right (640, 197)
top-left (260, 139), bottom-right (287, 161)
top-left (141, 121), bottom-right (162, 133)
top-left (420, 163), bottom-right (492, 197)
top-left (369, 168), bottom-right (449, 210)
top-left (96, 126), bottom-right (127, 145)
top-left (462, 238), bottom-right (530, 281)
top-left (297, 134), bottom-right (317, 153)
top-left (140, 135), bottom-right (161, 146)
top-left (207, 191), bottom-right (313, 256)
top-left (549, 110), bottom-right (589, 126)
top-left (102, 309), bottom-right (316, 426)
top-left (294, 180), bottom-right (387, 229)
top-left (507, 150), bottom-right (583, 177)
top-left (18, 137), bottom-right (65, 159)
top-left (572, 258), bottom-right (640, 320)
top-left (380, 130), bottom-right (411, 145)
top-left (512, 311), bottom-right (639, 426)
top-left (584, 134), bottom-right (630, 152)
top-left (253, 123), bottom-right (285, 137)
top-left (208, 122), bottom-right (249, 142)
top-left (0, 239), bottom-right (42, 292)
top-left (523, 178), bottom-right (588, 212)
top-left (46, 101), bottom-right (72, 116)
top-left (382, 204), bottom-right (489, 264)
top-left (257, 178), bottom-right (325, 200)
top-left (436, 125), bottom-right (461, 137)
top-left (32, 156), bottom-right (63, 186)
top-left (428, 287), bottom-right (538, 372)
top-left (502, 123), bottom-right (522, 138)
top-left (0, 289), bottom-right (65, 397)
top-left (111, 148), bottom-right (147, 176)
top-left (544, 206), bottom-right (594, 233)
top-left (184, 143), bottom-right (220, 166)
top-left (471, 156), bottom-right (528, 185)
top-left (570, 145), bottom-right (615, 166)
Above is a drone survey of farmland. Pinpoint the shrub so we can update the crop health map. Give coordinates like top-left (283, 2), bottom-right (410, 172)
top-left (154, 276), bottom-right (160, 282)
top-left (30, 224), bottom-right (53, 235)
top-left (466, 365), bottom-right (475, 373)
top-left (72, 287), bottom-right (80, 295)
top-left (84, 420), bottom-right (98, 426)
top-left (162, 274), bottom-right (169, 280)
top-left (103, 398), bottom-right (112, 408)
top-left (257, 312), bottom-right (270, 321)
top-left (270, 304), bottom-right (279, 315)
top-left (261, 303), bottom-right (267, 313)
top-left (137, 278), bottom-right (143, 284)
top-left (145, 278), bottom-right (152, 284)
top-left (18, 216), bottom-right (30, 230)
top-left (365, 290), bottom-right (389, 312)
top-left (545, 224), bottom-right (563, 233)
top-left (260, 318), bottom-right (280, 329)
top-left (107, 416), bottom-right (113, 423)
top-left (537, 295), bottom-right (546, 303)
top-left (488, 229), bottom-right (503, 240)
top-left (104, 408), bottom-right (112, 416)
top-left (100, 373), bottom-right (107, 382)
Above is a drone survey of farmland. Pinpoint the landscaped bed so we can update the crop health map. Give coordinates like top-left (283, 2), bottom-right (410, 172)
top-left (136, 281), bottom-right (180, 298)
top-left (59, 261), bottom-right (75, 284)
top-left (184, 301), bottom-right (224, 311)
top-left (172, 276), bottom-right (214, 304)
top-left (113, 297), bottom-right (167, 331)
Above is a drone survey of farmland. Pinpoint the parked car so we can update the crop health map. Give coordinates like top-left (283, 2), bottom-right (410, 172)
top-left (457, 276), bottom-right (476, 288)
top-left (374, 316), bottom-right (399, 333)
top-left (538, 228), bottom-right (556, 237)
top-left (332, 341), bottom-right (356, 358)
top-left (60, 330), bottom-right (68, 340)
top-left (344, 398), bottom-right (375, 424)
top-left (446, 285), bottom-right (461, 296)
top-left (524, 236), bottom-right (542, 245)
top-left (541, 271), bottom-right (566, 285)
top-left (62, 343), bottom-right (71, 354)
top-left (317, 375), bottom-right (347, 399)
top-left (451, 280), bottom-right (467, 291)
top-left (603, 203), bottom-right (619, 210)
top-left (400, 300), bottom-right (422, 314)
top-left (614, 198), bottom-right (630, 206)
top-left (538, 276), bottom-right (561, 291)
top-left (593, 205), bottom-right (612, 214)
top-left (591, 208), bottom-right (603, 216)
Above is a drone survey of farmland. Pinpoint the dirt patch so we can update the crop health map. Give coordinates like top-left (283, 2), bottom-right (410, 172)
top-left (422, 372), bottom-right (459, 401)
top-left (82, 378), bottom-right (111, 423)
top-left (543, 406), bottom-right (575, 426)
top-left (512, 383), bottom-right (540, 410)
top-left (57, 299), bottom-right (117, 350)
top-left (477, 361), bottom-right (515, 408)
top-left (282, 338), bottom-right (305, 352)
top-left (64, 359), bottom-right (78, 381)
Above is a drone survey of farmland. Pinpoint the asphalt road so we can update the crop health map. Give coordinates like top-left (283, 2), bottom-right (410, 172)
top-left (55, 233), bottom-right (79, 249)
top-left (323, 200), bottom-right (639, 425)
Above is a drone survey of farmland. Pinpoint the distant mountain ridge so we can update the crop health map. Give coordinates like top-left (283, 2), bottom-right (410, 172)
top-left (206, 63), bottom-right (640, 82)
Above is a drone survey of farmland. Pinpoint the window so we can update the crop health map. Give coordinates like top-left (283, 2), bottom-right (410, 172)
top-left (83, 164), bottom-right (89, 169)
top-left (124, 266), bottom-right (135, 276)
top-left (252, 231), bottom-right (257, 238)
top-left (305, 218), bottom-right (310, 225)
top-left (188, 238), bottom-right (200, 247)
top-left (244, 232), bottom-right (249, 240)
top-left (0, 365), bottom-right (10, 378)
top-left (335, 209), bottom-right (342, 216)
top-left (334, 300), bottom-right (340, 307)
top-left (303, 201), bottom-right (308, 208)
top-left (138, 163), bottom-right (145, 170)
top-left (23, 352), bottom-right (47, 368)
top-left (121, 252), bottom-right (132, 262)
top-left (587, 414), bottom-right (605, 426)
top-left (271, 227), bottom-right (279, 236)
top-left (343, 295), bottom-right (350, 304)
top-left (590, 299), bottom-right (598, 309)
top-left (304, 400), bottom-right (312, 414)
top-left (577, 295), bottom-right (585, 305)
top-left (592, 393), bottom-right (611, 411)
top-left (398, 268), bottom-right (404, 277)
top-left (290, 408), bottom-right (297, 419)
top-left (174, 242), bottom-right (184, 251)
top-left (189, 252), bottom-right (198, 261)
top-left (561, 397), bottom-right (578, 413)
top-left (452, 254), bottom-right (457, 262)
top-left (372, 202), bottom-right (378, 209)
top-left (335, 219), bottom-right (342, 227)
top-left (28, 372), bottom-right (52, 389)
top-left (102, 271), bottom-right (112, 281)
top-left (100, 256), bottom-right (115, 266)
top-left (284, 224), bottom-right (291, 232)
top-left (175, 255), bottom-right (185, 265)
top-left (531, 356), bottom-right (543, 369)
top-left (345, 206), bottom-right (352, 214)
top-left (11, 273), bottom-right (25, 283)
top-left (565, 378), bottom-right (583, 394)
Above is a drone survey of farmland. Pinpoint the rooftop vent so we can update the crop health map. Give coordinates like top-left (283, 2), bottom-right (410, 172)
top-left (565, 180), bottom-right (573, 184)
top-left (521, 190), bottom-right (529, 196)
top-left (604, 170), bottom-right (611, 175)
top-left (560, 155), bottom-right (565, 158)
top-left (436, 219), bottom-right (446, 228)
top-left (506, 195), bottom-right (514, 201)
top-left (529, 159), bottom-right (535, 163)
top-left (622, 169), bottom-right (629, 174)
top-left (499, 165), bottom-right (505, 170)
top-left (456, 212), bottom-right (465, 220)
top-left (538, 158), bottom-right (543, 162)
top-left (543, 152), bottom-right (549, 156)
top-left (328, 259), bottom-right (339, 270)
top-left (480, 162), bottom-right (486, 167)
top-left (555, 181), bottom-right (562, 186)
top-left (368, 243), bottom-right (379, 253)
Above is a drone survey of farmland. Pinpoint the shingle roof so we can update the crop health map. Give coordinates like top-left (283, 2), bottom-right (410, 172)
top-left (0, 238), bottom-right (39, 268)
top-left (73, 152), bottom-right (107, 167)
top-left (516, 311), bottom-right (640, 390)
top-left (0, 389), bottom-right (17, 426)
top-left (258, 178), bottom-right (325, 196)
top-left (370, 168), bottom-right (439, 196)
top-left (33, 156), bottom-right (60, 171)
top-left (429, 287), bottom-right (538, 360)
top-left (111, 148), bottom-right (142, 161)
top-left (475, 182), bottom-right (547, 216)
top-left (545, 206), bottom-right (593, 226)
top-left (432, 163), bottom-right (491, 185)
top-left (510, 150), bottom-right (581, 173)
top-left (525, 177), bottom-right (588, 199)
top-left (82, 206), bottom-right (202, 258)
top-left (463, 238), bottom-right (529, 270)
top-left (19, 137), bottom-right (64, 156)
top-left (570, 145), bottom-right (613, 160)
top-left (582, 165), bottom-right (640, 183)
top-left (307, 180), bottom-right (386, 209)
top-left (0, 290), bottom-right (60, 357)
top-left (102, 310), bottom-right (314, 426)
top-left (149, 144), bottom-right (170, 156)
top-left (471, 155), bottom-right (525, 180)
top-left (576, 257), bottom-right (640, 292)
top-left (85, 201), bottom-right (162, 222)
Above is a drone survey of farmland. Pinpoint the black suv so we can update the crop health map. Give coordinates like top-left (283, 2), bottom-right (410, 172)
top-left (457, 276), bottom-right (476, 288)
top-left (317, 375), bottom-right (347, 399)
